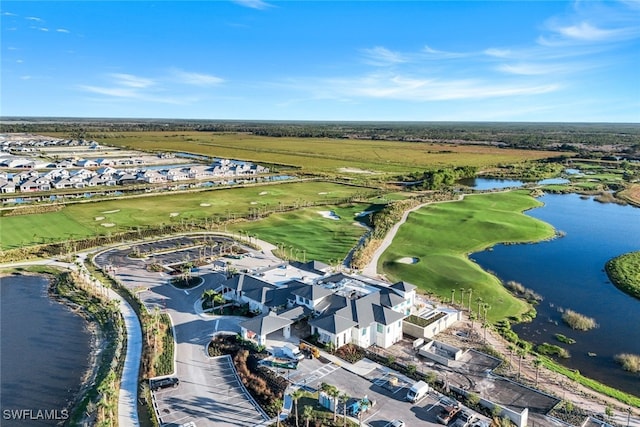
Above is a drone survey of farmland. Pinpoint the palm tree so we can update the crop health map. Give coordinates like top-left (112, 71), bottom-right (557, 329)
top-left (459, 288), bottom-right (465, 305)
top-left (533, 358), bottom-right (542, 387)
top-left (291, 388), bottom-right (304, 427)
top-left (303, 405), bottom-right (313, 427)
top-left (202, 288), bottom-right (216, 306)
top-left (517, 348), bottom-right (526, 381)
top-left (467, 288), bottom-right (473, 311)
top-left (475, 296), bottom-right (484, 317)
top-left (450, 288), bottom-right (455, 304)
top-left (339, 392), bottom-right (350, 427)
top-left (328, 386), bottom-right (340, 422)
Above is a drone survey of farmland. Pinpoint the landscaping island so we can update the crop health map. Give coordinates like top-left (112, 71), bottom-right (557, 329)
top-left (605, 250), bottom-right (640, 299)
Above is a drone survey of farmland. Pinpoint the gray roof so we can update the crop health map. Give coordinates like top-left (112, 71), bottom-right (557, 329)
top-left (240, 311), bottom-right (293, 336)
top-left (224, 274), bottom-right (277, 304)
top-left (378, 290), bottom-right (406, 308)
top-left (390, 281), bottom-right (417, 292)
top-left (290, 260), bottom-right (330, 275)
top-left (314, 293), bottom-right (348, 314)
top-left (335, 293), bottom-right (406, 327)
top-left (276, 305), bottom-right (312, 321)
top-left (310, 314), bottom-right (357, 334)
top-left (291, 283), bottom-right (334, 301)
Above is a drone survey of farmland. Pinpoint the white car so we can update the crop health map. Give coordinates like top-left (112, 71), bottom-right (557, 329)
top-left (385, 420), bottom-right (405, 427)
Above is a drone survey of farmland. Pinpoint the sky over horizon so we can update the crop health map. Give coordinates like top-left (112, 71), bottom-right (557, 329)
top-left (1, 1), bottom-right (639, 122)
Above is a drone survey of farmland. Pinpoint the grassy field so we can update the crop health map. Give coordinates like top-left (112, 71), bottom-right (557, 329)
top-left (229, 203), bottom-right (370, 264)
top-left (378, 191), bottom-right (556, 321)
top-left (605, 250), bottom-right (640, 299)
top-left (0, 182), bottom-right (369, 249)
top-left (87, 131), bottom-right (565, 176)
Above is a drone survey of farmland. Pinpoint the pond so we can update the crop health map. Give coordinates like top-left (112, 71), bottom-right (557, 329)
top-left (470, 193), bottom-right (640, 395)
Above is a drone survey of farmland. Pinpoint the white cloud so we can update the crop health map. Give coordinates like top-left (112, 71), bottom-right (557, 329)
top-left (232, 0), bottom-right (272, 10)
top-left (56, 28), bottom-right (70, 33)
top-left (484, 48), bottom-right (512, 58)
top-left (26, 16), bottom-right (42, 22)
top-left (172, 70), bottom-right (224, 86)
top-left (2, 11), bottom-right (17, 16)
top-left (39, 27), bottom-right (49, 32)
top-left (110, 73), bottom-right (155, 88)
top-left (557, 21), bottom-right (625, 41)
top-left (496, 62), bottom-right (581, 76)
top-left (422, 45), bottom-right (467, 59)
top-left (362, 46), bottom-right (408, 66)
top-left (304, 73), bottom-right (560, 102)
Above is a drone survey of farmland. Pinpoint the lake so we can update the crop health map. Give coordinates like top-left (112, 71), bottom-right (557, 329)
top-left (471, 193), bottom-right (640, 396)
top-left (0, 275), bottom-right (93, 425)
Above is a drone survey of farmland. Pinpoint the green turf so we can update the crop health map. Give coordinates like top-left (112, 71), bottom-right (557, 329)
top-left (229, 204), bottom-right (369, 264)
top-left (378, 191), bottom-right (556, 321)
top-left (0, 182), bottom-right (369, 250)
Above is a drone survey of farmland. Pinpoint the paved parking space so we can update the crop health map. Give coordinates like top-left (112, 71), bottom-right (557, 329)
top-left (153, 355), bottom-right (268, 427)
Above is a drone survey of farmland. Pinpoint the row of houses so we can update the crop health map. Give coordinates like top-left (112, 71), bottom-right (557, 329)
top-left (216, 261), bottom-right (420, 350)
top-left (0, 136), bottom-right (102, 151)
top-left (0, 160), bottom-right (270, 193)
top-left (0, 154), bottom-right (146, 170)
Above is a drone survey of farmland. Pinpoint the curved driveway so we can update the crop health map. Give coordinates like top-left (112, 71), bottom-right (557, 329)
top-left (96, 240), bottom-right (271, 426)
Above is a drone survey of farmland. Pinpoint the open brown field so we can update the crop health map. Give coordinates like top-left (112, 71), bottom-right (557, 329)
top-left (85, 131), bottom-right (566, 175)
top-left (619, 183), bottom-right (640, 206)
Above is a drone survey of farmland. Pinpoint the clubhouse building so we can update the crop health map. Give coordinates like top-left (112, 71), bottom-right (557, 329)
top-left (218, 261), bottom-right (417, 349)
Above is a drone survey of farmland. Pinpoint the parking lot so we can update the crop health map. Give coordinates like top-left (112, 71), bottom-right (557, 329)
top-left (269, 353), bottom-right (485, 427)
top-left (152, 354), bottom-right (268, 427)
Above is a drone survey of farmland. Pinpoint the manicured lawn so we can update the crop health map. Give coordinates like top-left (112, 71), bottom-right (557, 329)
top-left (378, 191), bottom-right (556, 322)
top-left (0, 182), bottom-right (370, 249)
top-left (229, 204), bottom-right (369, 264)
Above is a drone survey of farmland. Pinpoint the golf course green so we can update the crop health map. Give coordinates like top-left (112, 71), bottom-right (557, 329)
top-left (378, 191), bottom-right (556, 321)
top-left (229, 203), bottom-right (370, 265)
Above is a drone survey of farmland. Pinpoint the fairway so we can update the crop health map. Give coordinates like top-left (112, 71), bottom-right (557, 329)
top-left (0, 182), bottom-right (370, 250)
top-left (94, 131), bottom-right (563, 175)
top-left (229, 204), bottom-right (370, 264)
top-left (378, 191), bottom-right (556, 321)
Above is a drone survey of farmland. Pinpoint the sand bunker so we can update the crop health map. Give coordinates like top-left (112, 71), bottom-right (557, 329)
top-left (250, 201), bottom-right (258, 205)
top-left (337, 167), bottom-right (378, 174)
top-left (170, 212), bottom-right (180, 217)
top-left (94, 216), bottom-right (105, 221)
top-left (318, 192), bottom-right (328, 195)
top-left (259, 191), bottom-right (268, 195)
top-left (319, 210), bottom-right (340, 220)
top-left (102, 209), bottom-right (120, 214)
top-left (397, 257), bottom-right (419, 264)
top-left (355, 210), bottom-right (374, 218)
top-left (200, 203), bottom-right (211, 207)
top-left (101, 223), bottom-right (115, 228)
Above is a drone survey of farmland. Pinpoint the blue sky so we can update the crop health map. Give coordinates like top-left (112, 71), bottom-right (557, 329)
top-left (2, 1), bottom-right (639, 122)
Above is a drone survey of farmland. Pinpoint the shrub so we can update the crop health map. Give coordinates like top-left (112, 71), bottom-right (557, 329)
top-left (554, 333), bottom-right (576, 345)
top-left (561, 309), bottom-right (598, 331)
top-left (536, 342), bottom-right (570, 359)
top-left (614, 353), bottom-right (640, 373)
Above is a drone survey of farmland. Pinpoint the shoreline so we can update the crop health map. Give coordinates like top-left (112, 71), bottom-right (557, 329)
top-left (45, 271), bottom-right (107, 425)
top-left (1, 271), bottom-right (109, 425)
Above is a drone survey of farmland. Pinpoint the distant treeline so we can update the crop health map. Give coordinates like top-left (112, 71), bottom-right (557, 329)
top-left (2, 117), bottom-right (640, 156)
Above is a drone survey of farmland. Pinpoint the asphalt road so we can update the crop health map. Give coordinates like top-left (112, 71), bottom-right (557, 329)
top-left (96, 243), bottom-right (270, 427)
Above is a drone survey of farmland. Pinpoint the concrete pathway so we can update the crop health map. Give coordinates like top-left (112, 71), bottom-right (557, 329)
top-left (361, 196), bottom-right (462, 278)
top-left (0, 255), bottom-right (142, 427)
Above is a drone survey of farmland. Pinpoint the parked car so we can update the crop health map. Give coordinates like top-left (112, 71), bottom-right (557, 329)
top-left (150, 377), bottom-right (179, 391)
top-left (452, 409), bottom-right (477, 427)
top-left (437, 399), bottom-right (461, 425)
top-left (384, 420), bottom-right (405, 427)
